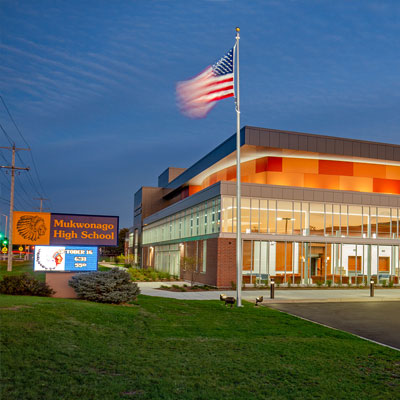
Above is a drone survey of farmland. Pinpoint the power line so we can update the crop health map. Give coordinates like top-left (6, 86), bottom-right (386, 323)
top-left (0, 96), bottom-right (50, 206)
top-left (16, 152), bottom-right (42, 197)
top-left (0, 150), bottom-right (36, 209)
top-left (0, 122), bottom-right (14, 146)
top-left (0, 95), bottom-right (29, 147)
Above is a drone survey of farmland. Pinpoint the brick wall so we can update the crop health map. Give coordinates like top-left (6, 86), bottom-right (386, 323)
top-left (179, 238), bottom-right (238, 288)
top-left (180, 239), bottom-right (218, 286)
top-left (216, 238), bottom-right (237, 288)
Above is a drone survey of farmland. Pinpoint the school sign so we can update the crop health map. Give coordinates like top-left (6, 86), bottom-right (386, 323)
top-left (13, 211), bottom-right (119, 246)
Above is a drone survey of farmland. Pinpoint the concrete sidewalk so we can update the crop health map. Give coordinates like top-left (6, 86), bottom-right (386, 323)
top-left (137, 282), bottom-right (400, 303)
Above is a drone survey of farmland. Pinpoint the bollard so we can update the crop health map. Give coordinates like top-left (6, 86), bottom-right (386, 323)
top-left (370, 279), bottom-right (374, 297)
top-left (270, 278), bottom-right (275, 299)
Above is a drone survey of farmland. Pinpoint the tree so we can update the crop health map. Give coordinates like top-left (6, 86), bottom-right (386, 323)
top-left (100, 228), bottom-right (129, 257)
top-left (181, 256), bottom-right (197, 287)
top-left (116, 227), bottom-right (129, 255)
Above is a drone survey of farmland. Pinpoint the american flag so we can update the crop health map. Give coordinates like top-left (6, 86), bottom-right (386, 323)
top-left (176, 48), bottom-right (235, 118)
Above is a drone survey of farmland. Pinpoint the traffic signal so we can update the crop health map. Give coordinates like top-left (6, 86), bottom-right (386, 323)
top-left (0, 232), bottom-right (3, 241)
top-left (2, 237), bottom-right (8, 246)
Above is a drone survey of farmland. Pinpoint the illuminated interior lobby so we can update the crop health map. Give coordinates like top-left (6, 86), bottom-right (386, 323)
top-left (133, 126), bottom-right (400, 288)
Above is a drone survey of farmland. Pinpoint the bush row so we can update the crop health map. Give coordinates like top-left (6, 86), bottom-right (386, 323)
top-left (0, 269), bottom-right (140, 304)
top-left (0, 273), bottom-right (54, 297)
top-left (69, 268), bottom-right (140, 304)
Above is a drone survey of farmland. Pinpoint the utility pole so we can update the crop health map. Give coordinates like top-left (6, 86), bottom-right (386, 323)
top-left (0, 145), bottom-right (30, 271)
top-left (34, 197), bottom-right (49, 212)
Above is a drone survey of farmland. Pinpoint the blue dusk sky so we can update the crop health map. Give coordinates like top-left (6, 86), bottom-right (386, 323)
top-left (1, 0), bottom-right (399, 228)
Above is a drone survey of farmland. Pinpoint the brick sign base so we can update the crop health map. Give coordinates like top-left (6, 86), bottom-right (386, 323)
top-left (46, 273), bottom-right (78, 298)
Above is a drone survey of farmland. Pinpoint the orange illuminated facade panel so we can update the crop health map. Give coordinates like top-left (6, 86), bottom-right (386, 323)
top-left (194, 156), bottom-right (400, 196)
top-left (319, 160), bottom-right (354, 176)
top-left (373, 178), bottom-right (400, 195)
top-left (304, 174), bottom-right (340, 191)
top-left (353, 163), bottom-right (387, 179)
top-left (339, 176), bottom-right (373, 193)
top-left (282, 158), bottom-right (318, 174)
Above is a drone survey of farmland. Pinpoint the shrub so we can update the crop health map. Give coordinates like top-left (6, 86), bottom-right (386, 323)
top-left (0, 273), bottom-right (54, 297)
top-left (115, 254), bottom-right (127, 265)
top-left (316, 280), bottom-right (323, 287)
top-left (128, 267), bottom-right (173, 282)
top-left (326, 279), bottom-right (333, 288)
top-left (69, 269), bottom-right (140, 304)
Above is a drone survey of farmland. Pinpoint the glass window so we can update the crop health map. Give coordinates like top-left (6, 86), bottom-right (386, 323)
top-left (141, 195), bottom-right (400, 247)
top-left (190, 208), bottom-right (194, 237)
top-left (362, 206), bottom-right (369, 238)
top-left (251, 198), bottom-right (259, 233)
top-left (216, 198), bottom-right (221, 232)
top-left (348, 206), bottom-right (362, 237)
top-left (392, 208), bottom-right (399, 238)
top-left (378, 207), bottom-right (391, 238)
top-left (243, 240), bottom-right (252, 272)
top-left (203, 202), bottom-right (207, 235)
top-left (293, 202), bottom-right (302, 235)
top-left (268, 200), bottom-right (276, 233)
top-left (211, 199), bottom-right (216, 233)
top-left (341, 205), bottom-right (348, 236)
top-left (275, 242), bottom-right (292, 272)
top-left (370, 207), bottom-right (378, 238)
top-left (309, 203), bottom-right (324, 236)
top-left (178, 213), bottom-right (182, 238)
top-left (277, 201), bottom-right (294, 234)
top-left (325, 204), bottom-right (333, 236)
top-left (241, 198), bottom-right (251, 233)
top-left (206, 203), bottom-right (212, 234)
top-left (302, 202), bottom-right (310, 235)
top-left (196, 207), bottom-right (200, 235)
top-left (233, 197), bottom-right (237, 233)
top-left (260, 200), bottom-right (268, 233)
top-left (333, 204), bottom-right (341, 236)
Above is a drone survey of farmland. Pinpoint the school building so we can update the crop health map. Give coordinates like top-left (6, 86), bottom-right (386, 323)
top-left (132, 126), bottom-right (400, 288)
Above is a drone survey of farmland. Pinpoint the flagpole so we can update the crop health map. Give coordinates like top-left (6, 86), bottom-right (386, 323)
top-left (235, 27), bottom-right (242, 307)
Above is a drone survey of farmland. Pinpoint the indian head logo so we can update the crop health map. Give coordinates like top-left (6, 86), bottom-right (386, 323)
top-left (35, 247), bottom-right (65, 270)
top-left (16, 215), bottom-right (47, 241)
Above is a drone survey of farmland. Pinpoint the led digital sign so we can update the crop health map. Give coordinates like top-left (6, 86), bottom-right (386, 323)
top-left (34, 245), bottom-right (98, 272)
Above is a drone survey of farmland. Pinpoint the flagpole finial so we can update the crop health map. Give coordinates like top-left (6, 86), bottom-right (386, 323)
top-left (236, 27), bottom-right (240, 32)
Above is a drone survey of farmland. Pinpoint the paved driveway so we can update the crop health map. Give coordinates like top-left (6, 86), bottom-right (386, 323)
top-left (267, 302), bottom-right (400, 350)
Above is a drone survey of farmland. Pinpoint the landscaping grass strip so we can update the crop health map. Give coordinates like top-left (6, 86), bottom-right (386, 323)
top-left (1, 295), bottom-right (399, 400)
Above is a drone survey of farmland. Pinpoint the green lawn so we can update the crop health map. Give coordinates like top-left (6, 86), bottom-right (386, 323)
top-left (1, 295), bottom-right (399, 400)
top-left (0, 260), bottom-right (45, 281)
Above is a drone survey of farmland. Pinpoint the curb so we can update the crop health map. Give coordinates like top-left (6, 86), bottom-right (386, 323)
top-left (258, 297), bottom-right (400, 304)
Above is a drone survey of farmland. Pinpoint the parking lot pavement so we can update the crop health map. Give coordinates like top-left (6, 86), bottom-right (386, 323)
top-left (267, 301), bottom-right (400, 350)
